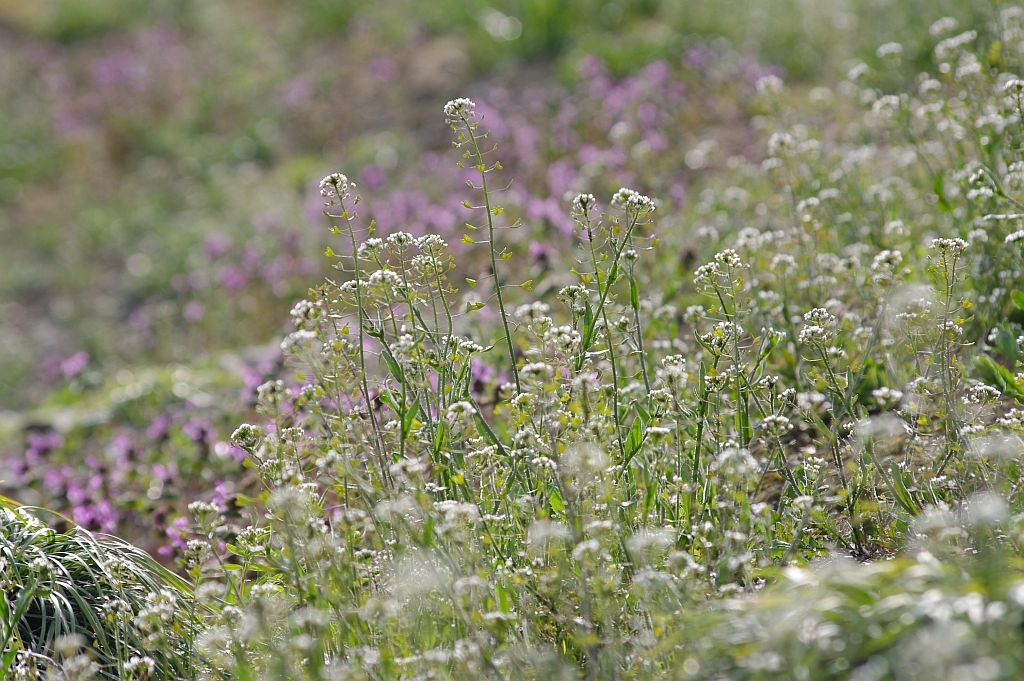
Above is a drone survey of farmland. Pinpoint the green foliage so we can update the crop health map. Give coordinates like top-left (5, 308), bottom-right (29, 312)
top-left (0, 505), bottom-right (198, 680)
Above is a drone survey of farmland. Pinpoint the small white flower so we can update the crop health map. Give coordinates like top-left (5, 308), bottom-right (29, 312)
top-left (1004, 78), bottom-right (1024, 93)
top-left (415, 234), bottom-right (448, 253)
top-left (713, 249), bottom-right (743, 269)
top-left (515, 301), bottom-right (551, 323)
top-left (124, 656), bottom-right (156, 679)
top-left (386, 231), bottom-right (415, 252)
top-left (872, 94), bottom-right (903, 118)
top-left (357, 238), bottom-right (383, 260)
top-left (872, 387), bottom-right (904, 407)
top-left (572, 538), bottom-right (602, 561)
top-left (755, 75), bottom-right (784, 95)
top-left (929, 16), bottom-right (958, 37)
top-left (931, 237), bottom-right (968, 257)
top-left (876, 42), bottom-right (903, 58)
top-left (319, 173), bottom-right (354, 204)
top-left (803, 307), bottom-right (836, 327)
top-left (444, 98), bottom-right (476, 124)
top-left (1006, 230), bottom-right (1024, 245)
top-left (760, 415), bottom-right (793, 436)
top-left (611, 187), bottom-right (656, 215)
top-left (572, 193), bottom-right (597, 217)
top-left (446, 401), bottom-right (477, 422)
top-left (767, 132), bottom-right (794, 156)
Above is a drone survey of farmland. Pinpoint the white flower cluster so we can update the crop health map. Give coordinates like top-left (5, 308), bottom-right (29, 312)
top-left (319, 173), bottom-right (354, 205)
top-left (611, 187), bottom-right (656, 216)
top-left (572, 192), bottom-right (596, 217)
top-left (799, 307), bottom-right (836, 345)
top-left (135, 589), bottom-right (178, 634)
top-left (443, 97), bottom-right (476, 125)
top-left (931, 237), bottom-right (968, 257)
top-left (1006, 230), bottom-right (1024, 245)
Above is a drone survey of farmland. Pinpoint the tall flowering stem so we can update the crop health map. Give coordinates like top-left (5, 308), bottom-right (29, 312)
top-left (930, 237), bottom-right (969, 477)
top-left (446, 98), bottom-right (522, 394)
top-left (319, 173), bottom-right (391, 488)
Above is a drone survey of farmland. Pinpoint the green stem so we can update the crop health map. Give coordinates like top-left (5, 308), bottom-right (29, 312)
top-left (462, 114), bottom-right (521, 393)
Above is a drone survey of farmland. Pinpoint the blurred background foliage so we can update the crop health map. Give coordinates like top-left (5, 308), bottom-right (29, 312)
top-left (0, 0), bottom-right (997, 551)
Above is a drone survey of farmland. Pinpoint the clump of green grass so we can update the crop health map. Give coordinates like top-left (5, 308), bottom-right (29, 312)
top-left (1, 503), bottom-right (198, 680)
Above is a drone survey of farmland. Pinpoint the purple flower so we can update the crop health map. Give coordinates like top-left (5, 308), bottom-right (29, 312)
top-left (683, 44), bottom-right (714, 72)
top-left (546, 160), bottom-right (581, 199)
top-left (68, 485), bottom-right (87, 506)
top-left (147, 414), bottom-right (171, 440)
top-left (152, 462), bottom-right (179, 484)
top-left (640, 60), bottom-right (671, 86)
top-left (359, 164), bottom-right (388, 191)
top-left (182, 418), bottom-right (216, 446)
top-left (211, 481), bottom-right (232, 510)
top-left (94, 500), bottom-right (118, 533)
top-left (204, 232), bottom-right (232, 258)
top-left (37, 353), bottom-right (64, 382)
top-left (217, 265), bottom-right (249, 292)
top-left (26, 431), bottom-right (65, 460)
top-left (43, 468), bottom-right (66, 493)
top-left (90, 48), bottom-right (147, 91)
top-left (529, 240), bottom-right (552, 264)
top-left (638, 102), bottom-right (659, 128)
top-left (60, 350), bottom-right (89, 379)
top-left (368, 56), bottom-right (398, 82)
top-left (160, 516), bottom-right (190, 556)
top-left (183, 301), bottom-right (206, 322)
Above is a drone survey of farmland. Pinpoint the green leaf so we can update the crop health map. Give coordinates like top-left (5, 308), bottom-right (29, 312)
top-left (634, 400), bottom-right (650, 425)
top-left (623, 415), bottom-right (646, 467)
top-left (402, 396), bottom-right (420, 441)
top-left (629, 277), bottom-right (640, 311)
top-left (377, 390), bottom-right (397, 412)
top-left (496, 583), bottom-right (513, 613)
top-left (433, 420), bottom-right (449, 459)
top-left (976, 355), bottom-right (1024, 401)
top-left (890, 463), bottom-right (920, 515)
top-left (548, 486), bottom-right (566, 515)
top-left (422, 513), bottom-right (436, 546)
top-left (1013, 290), bottom-right (1024, 310)
top-left (381, 347), bottom-right (405, 385)
top-left (990, 322), bottom-right (1024, 363)
top-left (580, 300), bottom-right (596, 357)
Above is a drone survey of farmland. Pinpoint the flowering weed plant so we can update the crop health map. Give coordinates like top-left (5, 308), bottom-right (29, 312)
top-left (15, 5), bottom-right (1024, 681)
top-left (182, 16), bottom-right (1024, 675)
